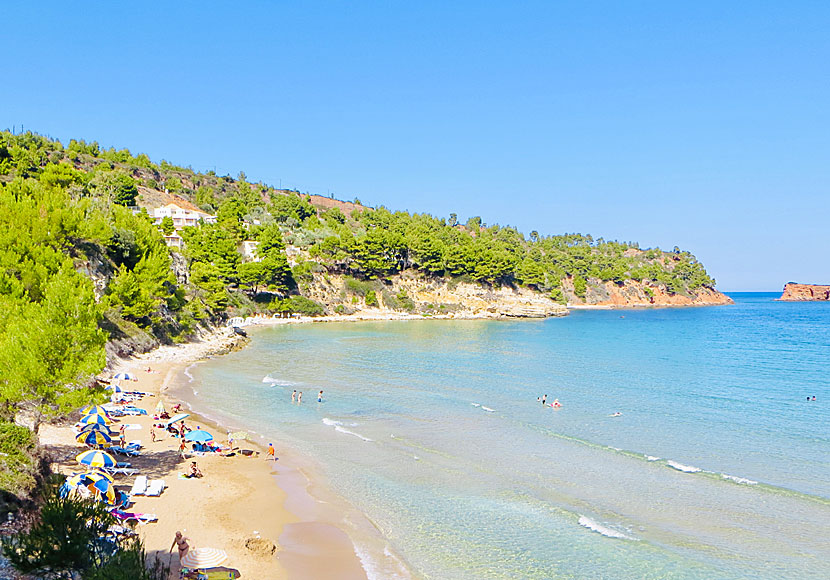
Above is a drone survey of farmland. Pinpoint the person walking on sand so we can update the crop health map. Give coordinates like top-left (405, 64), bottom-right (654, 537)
top-left (150, 426), bottom-right (157, 442)
top-left (179, 438), bottom-right (187, 459)
top-left (267, 443), bottom-right (276, 461)
top-left (173, 531), bottom-right (191, 559)
top-left (292, 390), bottom-right (297, 403)
top-left (298, 391), bottom-right (303, 403)
top-left (318, 390), bottom-right (323, 403)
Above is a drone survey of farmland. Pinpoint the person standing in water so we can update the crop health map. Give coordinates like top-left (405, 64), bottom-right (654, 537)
top-left (298, 391), bottom-right (303, 403)
top-left (541, 395), bottom-right (547, 405)
top-left (291, 390), bottom-right (297, 403)
top-left (318, 390), bottom-right (323, 403)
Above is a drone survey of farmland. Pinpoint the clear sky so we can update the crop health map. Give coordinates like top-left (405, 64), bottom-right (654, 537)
top-left (3, 1), bottom-right (828, 291)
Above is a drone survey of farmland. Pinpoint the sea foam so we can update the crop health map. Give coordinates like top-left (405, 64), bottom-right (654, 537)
top-left (667, 460), bottom-right (701, 473)
top-left (578, 516), bottom-right (636, 540)
top-left (323, 418), bottom-right (373, 442)
top-left (721, 473), bottom-right (758, 485)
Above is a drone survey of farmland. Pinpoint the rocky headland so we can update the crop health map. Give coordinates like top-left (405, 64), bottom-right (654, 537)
top-left (778, 283), bottom-right (830, 301)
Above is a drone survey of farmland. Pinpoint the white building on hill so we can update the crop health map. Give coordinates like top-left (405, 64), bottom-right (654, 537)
top-left (151, 203), bottom-right (216, 230)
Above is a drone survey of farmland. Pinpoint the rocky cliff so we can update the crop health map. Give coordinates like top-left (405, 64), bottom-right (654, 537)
top-left (778, 283), bottom-right (830, 301)
top-left (560, 278), bottom-right (733, 307)
top-left (301, 271), bottom-right (569, 318)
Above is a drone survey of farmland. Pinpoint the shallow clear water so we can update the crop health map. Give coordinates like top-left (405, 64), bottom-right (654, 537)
top-left (184, 293), bottom-right (830, 579)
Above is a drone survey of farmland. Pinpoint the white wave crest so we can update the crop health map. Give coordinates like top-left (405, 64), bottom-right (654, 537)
top-left (667, 460), bottom-right (701, 473)
top-left (184, 364), bottom-right (197, 383)
top-left (721, 473), bottom-right (758, 485)
top-left (646, 455), bottom-right (660, 461)
top-left (471, 403), bottom-right (481, 407)
top-left (323, 418), bottom-right (373, 441)
top-left (578, 516), bottom-right (636, 540)
top-left (481, 406), bottom-right (495, 412)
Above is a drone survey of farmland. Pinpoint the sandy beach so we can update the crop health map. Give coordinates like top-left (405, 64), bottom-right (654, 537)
top-left (38, 326), bottom-right (372, 579)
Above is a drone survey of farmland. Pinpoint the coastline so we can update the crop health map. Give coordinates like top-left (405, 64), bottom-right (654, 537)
top-left (36, 299), bottom-right (737, 579)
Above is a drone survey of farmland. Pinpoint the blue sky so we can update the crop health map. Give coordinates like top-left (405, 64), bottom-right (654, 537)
top-left (3, 1), bottom-right (828, 291)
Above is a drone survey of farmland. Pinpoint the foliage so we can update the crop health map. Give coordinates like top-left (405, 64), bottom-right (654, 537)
top-left (365, 289), bottom-right (378, 307)
top-left (0, 422), bottom-right (39, 497)
top-left (2, 488), bottom-right (114, 578)
top-left (269, 194), bottom-right (316, 223)
top-left (273, 295), bottom-right (324, 316)
top-left (160, 215), bottom-right (174, 235)
top-left (2, 488), bottom-right (168, 579)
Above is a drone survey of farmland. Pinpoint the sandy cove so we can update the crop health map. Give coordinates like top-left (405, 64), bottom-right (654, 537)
top-left (38, 326), bottom-right (372, 580)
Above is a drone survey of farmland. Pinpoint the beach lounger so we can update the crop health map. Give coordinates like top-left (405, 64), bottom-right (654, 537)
top-left (110, 510), bottom-right (158, 525)
top-left (145, 479), bottom-right (166, 496)
top-left (103, 467), bottom-right (137, 477)
top-left (130, 475), bottom-right (148, 496)
top-left (110, 446), bottom-right (141, 457)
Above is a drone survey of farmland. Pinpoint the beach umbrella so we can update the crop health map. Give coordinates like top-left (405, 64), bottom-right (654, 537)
top-left (79, 424), bottom-right (115, 437)
top-left (76, 450), bottom-right (117, 468)
top-left (107, 383), bottom-right (122, 393)
top-left (66, 470), bottom-right (115, 486)
top-left (79, 413), bottom-right (112, 426)
top-left (180, 548), bottom-right (228, 569)
top-left (87, 477), bottom-right (118, 504)
top-left (164, 413), bottom-right (190, 428)
top-left (114, 372), bottom-right (135, 381)
top-left (184, 430), bottom-right (213, 443)
top-left (76, 429), bottom-right (112, 447)
top-left (80, 405), bottom-right (109, 417)
top-left (155, 400), bottom-right (166, 414)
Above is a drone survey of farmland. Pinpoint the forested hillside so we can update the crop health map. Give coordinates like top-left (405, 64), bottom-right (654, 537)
top-left (0, 130), bottom-right (725, 498)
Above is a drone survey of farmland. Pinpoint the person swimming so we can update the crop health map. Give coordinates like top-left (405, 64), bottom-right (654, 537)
top-left (552, 399), bottom-right (562, 408)
top-left (610, 412), bottom-right (622, 417)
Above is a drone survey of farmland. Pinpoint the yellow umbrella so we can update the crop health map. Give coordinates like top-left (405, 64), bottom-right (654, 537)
top-left (76, 450), bottom-right (117, 468)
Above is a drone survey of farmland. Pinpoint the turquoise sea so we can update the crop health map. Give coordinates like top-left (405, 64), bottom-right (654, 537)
top-left (182, 293), bottom-right (830, 579)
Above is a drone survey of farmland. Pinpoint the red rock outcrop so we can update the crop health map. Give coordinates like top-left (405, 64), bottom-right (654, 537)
top-left (562, 278), bottom-right (733, 308)
top-left (778, 283), bottom-right (830, 301)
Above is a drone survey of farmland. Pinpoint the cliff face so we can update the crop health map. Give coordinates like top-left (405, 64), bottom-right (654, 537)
top-left (301, 271), bottom-right (569, 318)
top-left (779, 283), bottom-right (830, 301)
top-left (561, 278), bottom-right (733, 308)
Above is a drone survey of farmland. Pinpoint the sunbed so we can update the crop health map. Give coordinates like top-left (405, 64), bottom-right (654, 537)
top-left (103, 466), bottom-right (137, 477)
top-left (145, 479), bottom-right (166, 496)
top-left (109, 509), bottom-right (158, 525)
top-left (129, 475), bottom-right (148, 496)
top-left (110, 446), bottom-right (141, 457)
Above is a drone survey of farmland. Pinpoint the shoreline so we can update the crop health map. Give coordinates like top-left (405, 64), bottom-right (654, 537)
top-left (38, 326), bottom-right (380, 579)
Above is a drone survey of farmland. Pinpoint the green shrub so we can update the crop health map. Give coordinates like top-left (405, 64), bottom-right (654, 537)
top-left (365, 290), bottom-right (378, 307)
top-left (344, 276), bottom-right (375, 296)
top-left (276, 295), bottom-right (324, 317)
top-left (549, 288), bottom-right (566, 304)
top-left (384, 289), bottom-right (415, 312)
top-left (2, 488), bottom-right (168, 579)
top-left (572, 276), bottom-right (587, 298)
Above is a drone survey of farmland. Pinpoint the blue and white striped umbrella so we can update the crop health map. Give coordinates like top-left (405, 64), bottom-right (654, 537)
top-left (76, 450), bottom-right (117, 468)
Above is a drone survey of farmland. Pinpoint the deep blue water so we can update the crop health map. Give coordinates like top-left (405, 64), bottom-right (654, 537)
top-left (184, 293), bottom-right (830, 579)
